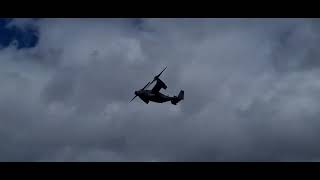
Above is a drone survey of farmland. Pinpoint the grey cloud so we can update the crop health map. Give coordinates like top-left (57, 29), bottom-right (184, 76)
top-left (1, 18), bottom-right (320, 161)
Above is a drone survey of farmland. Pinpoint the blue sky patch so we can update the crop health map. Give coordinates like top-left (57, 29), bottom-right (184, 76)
top-left (0, 18), bottom-right (38, 49)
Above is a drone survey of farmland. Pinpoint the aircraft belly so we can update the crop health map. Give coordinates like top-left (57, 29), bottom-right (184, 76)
top-left (149, 94), bottom-right (170, 103)
top-left (139, 95), bottom-right (149, 104)
top-left (149, 96), bottom-right (161, 102)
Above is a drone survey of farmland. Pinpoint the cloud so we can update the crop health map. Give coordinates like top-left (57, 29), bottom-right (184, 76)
top-left (1, 18), bottom-right (320, 161)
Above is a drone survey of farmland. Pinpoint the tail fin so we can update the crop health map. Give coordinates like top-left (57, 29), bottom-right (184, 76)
top-left (171, 90), bottom-right (184, 105)
top-left (178, 90), bottom-right (184, 100)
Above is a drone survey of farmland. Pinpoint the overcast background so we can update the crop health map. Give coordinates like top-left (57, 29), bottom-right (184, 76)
top-left (1, 18), bottom-right (320, 161)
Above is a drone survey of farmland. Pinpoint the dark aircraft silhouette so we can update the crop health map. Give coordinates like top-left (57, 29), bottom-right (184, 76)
top-left (130, 67), bottom-right (184, 105)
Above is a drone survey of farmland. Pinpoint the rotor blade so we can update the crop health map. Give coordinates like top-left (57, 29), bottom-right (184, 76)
top-left (130, 95), bottom-right (137, 103)
top-left (142, 81), bottom-right (151, 90)
top-left (131, 81), bottom-right (151, 103)
top-left (144, 83), bottom-right (151, 90)
top-left (149, 78), bottom-right (157, 87)
top-left (132, 67), bottom-right (167, 99)
top-left (154, 66), bottom-right (167, 79)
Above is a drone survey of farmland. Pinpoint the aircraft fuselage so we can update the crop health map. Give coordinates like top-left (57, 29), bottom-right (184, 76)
top-left (135, 90), bottom-right (173, 103)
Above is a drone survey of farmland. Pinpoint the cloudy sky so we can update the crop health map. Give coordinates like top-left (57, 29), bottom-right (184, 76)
top-left (1, 18), bottom-right (320, 161)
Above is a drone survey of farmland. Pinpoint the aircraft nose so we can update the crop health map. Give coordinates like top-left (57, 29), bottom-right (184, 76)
top-left (135, 91), bottom-right (138, 95)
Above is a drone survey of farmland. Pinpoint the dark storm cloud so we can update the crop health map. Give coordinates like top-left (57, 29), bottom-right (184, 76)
top-left (2, 18), bottom-right (320, 161)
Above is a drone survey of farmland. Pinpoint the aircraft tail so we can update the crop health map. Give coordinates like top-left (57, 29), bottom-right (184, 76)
top-left (171, 90), bottom-right (184, 105)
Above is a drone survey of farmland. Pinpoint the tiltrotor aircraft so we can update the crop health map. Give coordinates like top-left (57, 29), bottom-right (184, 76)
top-left (130, 67), bottom-right (184, 105)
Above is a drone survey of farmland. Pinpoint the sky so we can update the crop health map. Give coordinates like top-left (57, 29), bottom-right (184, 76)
top-left (1, 18), bottom-right (320, 161)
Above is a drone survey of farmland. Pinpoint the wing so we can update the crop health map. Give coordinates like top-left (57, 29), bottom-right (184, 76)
top-left (151, 78), bottom-right (167, 93)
